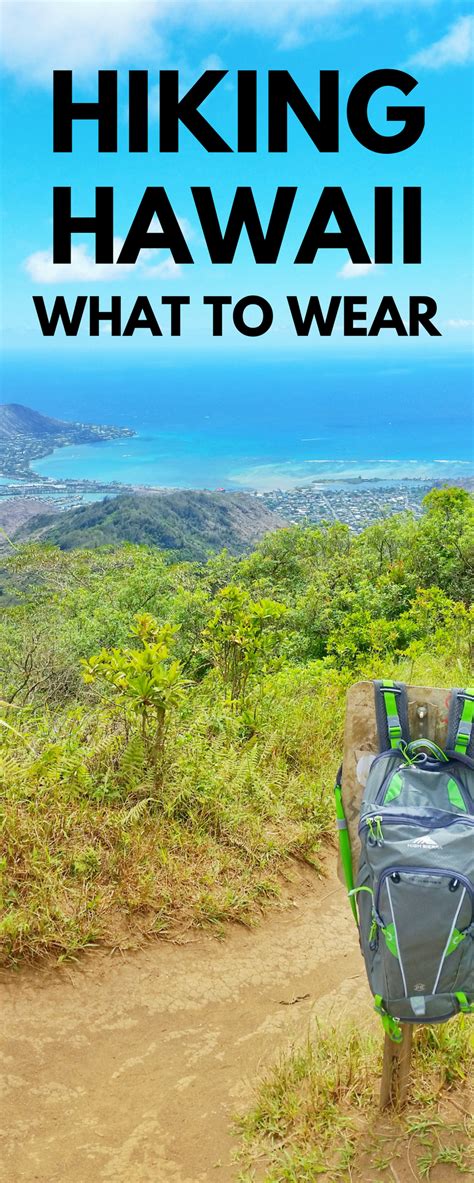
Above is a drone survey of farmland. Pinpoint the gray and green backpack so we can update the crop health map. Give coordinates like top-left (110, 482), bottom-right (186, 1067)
top-left (336, 681), bottom-right (474, 1042)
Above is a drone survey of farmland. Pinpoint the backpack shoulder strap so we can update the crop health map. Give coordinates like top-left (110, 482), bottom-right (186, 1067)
top-left (446, 687), bottom-right (474, 758)
top-left (374, 679), bottom-right (409, 752)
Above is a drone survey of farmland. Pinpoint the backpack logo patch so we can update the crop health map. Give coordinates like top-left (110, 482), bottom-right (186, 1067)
top-left (407, 834), bottom-right (440, 849)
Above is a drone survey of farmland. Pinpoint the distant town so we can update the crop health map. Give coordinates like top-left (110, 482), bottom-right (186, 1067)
top-left (2, 471), bottom-right (470, 537)
top-left (257, 481), bottom-right (441, 529)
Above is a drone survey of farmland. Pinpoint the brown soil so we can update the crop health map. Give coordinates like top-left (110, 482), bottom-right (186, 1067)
top-left (0, 862), bottom-right (367, 1183)
top-left (2, 863), bottom-right (469, 1183)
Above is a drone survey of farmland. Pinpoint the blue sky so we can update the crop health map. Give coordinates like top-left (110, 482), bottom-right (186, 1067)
top-left (0, 0), bottom-right (473, 358)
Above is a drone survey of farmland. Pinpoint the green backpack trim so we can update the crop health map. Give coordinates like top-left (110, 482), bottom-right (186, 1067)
top-left (447, 777), bottom-right (467, 812)
top-left (334, 778), bottom-right (357, 924)
top-left (379, 681), bottom-right (404, 749)
top-left (448, 687), bottom-right (474, 757)
top-left (455, 992), bottom-right (474, 1014)
top-left (384, 772), bottom-right (403, 803)
top-left (374, 994), bottom-right (402, 1042)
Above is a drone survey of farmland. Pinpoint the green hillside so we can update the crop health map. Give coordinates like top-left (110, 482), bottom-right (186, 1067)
top-left (21, 490), bottom-right (284, 560)
top-left (0, 486), bottom-right (472, 966)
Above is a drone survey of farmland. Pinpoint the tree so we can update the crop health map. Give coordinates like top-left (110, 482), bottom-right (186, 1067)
top-left (407, 488), bottom-right (474, 602)
top-left (204, 586), bottom-right (287, 705)
top-left (81, 614), bottom-right (189, 790)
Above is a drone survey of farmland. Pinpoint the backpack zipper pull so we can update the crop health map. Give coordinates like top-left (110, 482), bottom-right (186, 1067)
top-left (374, 816), bottom-right (384, 847)
top-left (367, 817), bottom-right (376, 846)
top-left (369, 913), bottom-right (379, 951)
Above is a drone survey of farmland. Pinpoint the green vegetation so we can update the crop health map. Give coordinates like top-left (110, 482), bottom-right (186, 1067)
top-left (237, 1016), bottom-right (473, 1181)
top-left (20, 489), bottom-right (282, 559)
top-left (0, 486), bottom-right (472, 966)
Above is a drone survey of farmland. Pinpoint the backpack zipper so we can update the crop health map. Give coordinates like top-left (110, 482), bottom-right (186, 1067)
top-left (375, 866), bottom-right (474, 917)
top-left (359, 810), bottom-right (474, 840)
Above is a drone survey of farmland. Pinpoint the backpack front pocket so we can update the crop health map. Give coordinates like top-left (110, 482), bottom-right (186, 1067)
top-left (375, 867), bottom-right (473, 1000)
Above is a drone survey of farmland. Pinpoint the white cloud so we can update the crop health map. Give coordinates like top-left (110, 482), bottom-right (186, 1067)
top-left (1, 1), bottom-right (444, 85)
top-left (1, 2), bottom-right (163, 83)
top-left (338, 259), bottom-right (377, 278)
top-left (142, 256), bottom-right (182, 278)
top-left (201, 53), bottom-right (225, 72)
top-left (407, 15), bottom-right (474, 70)
top-left (446, 318), bottom-right (474, 328)
top-left (24, 237), bottom-right (182, 282)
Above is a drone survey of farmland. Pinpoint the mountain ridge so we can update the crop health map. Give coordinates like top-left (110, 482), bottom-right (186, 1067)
top-left (18, 489), bottom-right (284, 561)
top-left (0, 403), bottom-right (134, 479)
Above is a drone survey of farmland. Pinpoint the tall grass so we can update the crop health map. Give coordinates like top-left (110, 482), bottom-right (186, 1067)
top-left (0, 665), bottom-right (342, 964)
top-left (237, 1017), bottom-right (473, 1182)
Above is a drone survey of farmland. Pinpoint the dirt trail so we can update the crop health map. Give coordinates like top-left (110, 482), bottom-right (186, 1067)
top-left (0, 863), bottom-right (367, 1183)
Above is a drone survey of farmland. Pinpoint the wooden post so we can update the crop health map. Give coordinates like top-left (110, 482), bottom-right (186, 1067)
top-left (380, 1025), bottom-right (413, 1109)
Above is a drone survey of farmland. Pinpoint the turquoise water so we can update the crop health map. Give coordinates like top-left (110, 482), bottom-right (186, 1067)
top-left (3, 354), bottom-right (473, 491)
top-left (34, 443), bottom-right (472, 491)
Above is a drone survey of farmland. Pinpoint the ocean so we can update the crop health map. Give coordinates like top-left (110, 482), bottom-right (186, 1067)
top-left (3, 353), bottom-right (472, 491)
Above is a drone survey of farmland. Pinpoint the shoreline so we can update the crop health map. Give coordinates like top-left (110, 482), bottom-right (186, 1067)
top-left (0, 403), bottom-right (135, 483)
top-left (31, 447), bottom-right (474, 498)
top-left (32, 433), bottom-right (473, 497)
top-left (1, 407), bottom-right (472, 519)
top-left (0, 475), bottom-right (472, 541)
top-left (1, 468), bottom-right (472, 504)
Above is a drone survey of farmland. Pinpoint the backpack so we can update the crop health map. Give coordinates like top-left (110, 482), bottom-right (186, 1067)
top-left (336, 680), bottom-right (474, 1042)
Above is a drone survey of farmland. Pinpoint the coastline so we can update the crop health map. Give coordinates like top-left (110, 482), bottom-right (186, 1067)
top-left (1, 405), bottom-right (472, 528)
top-left (0, 424), bottom-right (135, 483)
top-left (32, 433), bottom-right (474, 492)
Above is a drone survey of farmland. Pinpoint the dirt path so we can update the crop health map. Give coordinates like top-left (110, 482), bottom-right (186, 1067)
top-left (0, 862), bottom-right (367, 1183)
